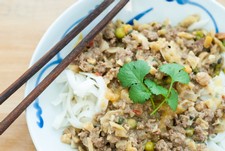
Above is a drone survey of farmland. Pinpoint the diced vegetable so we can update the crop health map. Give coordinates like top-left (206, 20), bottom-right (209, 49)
top-left (184, 65), bottom-right (192, 74)
top-left (204, 36), bottom-right (213, 48)
top-left (117, 117), bottom-right (125, 125)
top-left (132, 109), bottom-right (143, 115)
top-left (186, 128), bottom-right (194, 137)
top-left (164, 76), bottom-right (172, 84)
top-left (145, 141), bottom-right (154, 151)
top-left (193, 68), bottom-right (199, 74)
top-left (215, 64), bottom-right (222, 75)
top-left (195, 31), bottom-right (204, 40)
top-left (115, 27), bottom-right (126, 39)
top-left (222, 40), bottom-right (225, 47)
top-left (127, 119), bottom-right (137, 129)
top-left (115, 24), bottom-right (133, 39)
top-left (123, 24), bottom-right (133, 34)
top-left (214, 59), bottom-right (223, 76)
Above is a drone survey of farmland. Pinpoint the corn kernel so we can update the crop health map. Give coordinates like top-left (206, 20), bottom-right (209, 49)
top-left (123, 24), bottom-right (133, 34)
top-left (105, 89), bottom-right (120, 102)
top-left (184, 65), bottom-right (192, 74)
top-left (204, 36), bottom-right (213, 48)
top-left (150, 42), bottom-right (161, 52)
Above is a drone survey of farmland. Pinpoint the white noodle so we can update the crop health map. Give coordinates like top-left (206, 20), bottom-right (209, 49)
top-left (188, 19), bottom-right (209, 31)
top-left (52, 70), bottom-right (108, 129)
top-left (52, 69), bottom-right (225, 150)
top-left (207, 141), bottom-right (224, 151)
top-left (206, 72), bottom-right (225, 150)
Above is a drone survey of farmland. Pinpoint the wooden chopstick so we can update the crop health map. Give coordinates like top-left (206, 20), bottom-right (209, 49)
top-left (0, 0), bottom-right (129, 135)
top-left (0, 0), bottom-right (115, 105)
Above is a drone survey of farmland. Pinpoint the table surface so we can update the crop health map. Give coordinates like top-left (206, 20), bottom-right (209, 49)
top-left (0, 0), bottom-right (225, 150)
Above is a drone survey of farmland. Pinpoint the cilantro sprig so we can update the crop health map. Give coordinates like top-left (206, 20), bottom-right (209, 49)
top-left (117, 60), bottom-right (151, 103)
top-left (117, 60), bottom-right (190, 114)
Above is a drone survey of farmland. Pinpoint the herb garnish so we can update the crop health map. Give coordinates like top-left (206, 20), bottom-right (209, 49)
top-left (117, 60), bottom-right (190, 114)
top-left (117, 60), bottom-right (151, 103)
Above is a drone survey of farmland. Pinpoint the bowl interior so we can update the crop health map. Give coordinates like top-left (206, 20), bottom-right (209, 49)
top-left (25, 0), bottom-right (225, 150)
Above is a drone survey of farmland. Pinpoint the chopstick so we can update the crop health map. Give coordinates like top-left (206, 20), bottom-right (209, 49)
top-left (0, 0), bottom-right (115, 105)
top-left (0, 0), bottom-right (129, 135)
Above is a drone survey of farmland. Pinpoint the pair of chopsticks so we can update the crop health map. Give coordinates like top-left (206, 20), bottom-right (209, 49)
top-left (0, 0), bottom-right (129, 135)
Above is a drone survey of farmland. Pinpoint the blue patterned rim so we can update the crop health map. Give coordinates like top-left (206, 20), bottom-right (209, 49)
top-left (33, 0), bottom-right (219, 128)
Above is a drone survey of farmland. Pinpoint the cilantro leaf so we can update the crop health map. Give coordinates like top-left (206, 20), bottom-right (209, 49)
top-left (173, 70), bottom-right (190, 84)
top-left (159, 63), bottom-right (190, 84)
top-left (129, 84), bottom-right (151, 104)
top-left (144, 79), bottom-right (168, 97)
top-left (117, 61), bottom-right (190, 115)
top-left (167, 88), bottom-right (178, 111)
top-left (117, 60), bottom-right (150, 87)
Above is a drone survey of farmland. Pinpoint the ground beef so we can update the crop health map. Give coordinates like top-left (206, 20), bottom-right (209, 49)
top-left (155, 139), bottom-right (172, 151)
top-left (60, 19), bottom-right (225, 151)
top-left (142, 30), bottom-right (159, 41)
top-left (91, 128), bottom-right (106, 148)
top-left (200, 109), bottom-right (214, 122)
top-left (193, 126), bottom-right (208, 142)
top-left (184, 38), bottom-right (204, 55)
top-left (103, 22), bottom-right (116, 40)
top-left (176, 115), bottom-right (193, 128)
top-left (168, 130), bottom-right (186, 147)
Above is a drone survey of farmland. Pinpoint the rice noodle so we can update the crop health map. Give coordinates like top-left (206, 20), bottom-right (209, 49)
top-left (198, 73), bottom-right (225, 111)
top-left (188, 19), bottom-right (209, 31)
top-left (52, 70), bottom-right (108, 129)
top-left (206, 72), bottom-right (225, 150)
top-left (207, 132), bottom-right (225, 151)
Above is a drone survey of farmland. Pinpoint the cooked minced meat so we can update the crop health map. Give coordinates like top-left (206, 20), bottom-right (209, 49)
top-left (61, 15), bottom-right (225, 151)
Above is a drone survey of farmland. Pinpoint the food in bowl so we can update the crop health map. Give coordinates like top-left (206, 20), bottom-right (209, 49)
top-left (52, 15), bottom-right (225, 151)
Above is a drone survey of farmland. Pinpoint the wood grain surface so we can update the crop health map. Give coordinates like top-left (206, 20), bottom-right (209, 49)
top-left (0, 0), bottom-right (224, 151)
top-left (0, 0), bottom-right (75, 150)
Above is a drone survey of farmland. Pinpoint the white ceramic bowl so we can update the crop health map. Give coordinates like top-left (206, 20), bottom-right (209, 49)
top-left (25, 0), bottom-right (225, 150)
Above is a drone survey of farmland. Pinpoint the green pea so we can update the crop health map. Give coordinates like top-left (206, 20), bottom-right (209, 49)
top-left (127, 119), bottom-right (137, 129)
top-left (117, 117), bottom-right (124, 125)
top-left (115, 27), bottom-right (126, 39)
top-left (214, 62), bottom-right (223, 76)
top-left (186, 128), bottom-right (194, 137)
top-left (195, 31), bottom-right (204, 40)
top-left (193, 68), bottom-right (199, 74)
top-left (145, 141), bottom-right (154, 151)
top-left (222, 40), bottom-right (225, 47)
top-left (125, 57), bottom-right (132, 63)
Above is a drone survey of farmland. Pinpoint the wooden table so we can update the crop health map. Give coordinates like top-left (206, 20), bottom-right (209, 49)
top-left (0, 0), bottom-right (76, 150)
top-left (0, 0), bottom-right (225, 150)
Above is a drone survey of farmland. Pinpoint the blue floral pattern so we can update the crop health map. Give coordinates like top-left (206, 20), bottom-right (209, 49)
top-left (165, 0), bottom-right (218, 32)
top-left (166, 0), bottom-right (189, 5)
top-left (33, 0), bottom-right (219, 128)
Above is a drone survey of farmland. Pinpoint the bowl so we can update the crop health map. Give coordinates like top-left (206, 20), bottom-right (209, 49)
top-left (25, 0), bottom-right (225, 150)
